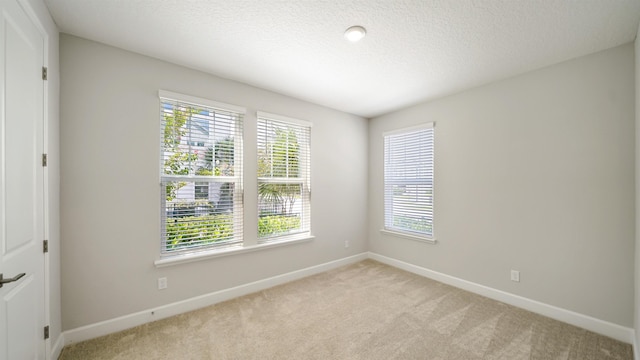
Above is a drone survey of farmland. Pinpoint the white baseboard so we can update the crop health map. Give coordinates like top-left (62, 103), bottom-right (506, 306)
top-left (368, 252), bottom-right (634, 344)
top-left (61, 251), bottom-right (635, 348)
top-left (51, 333), bottom-right (65, 360)
top-left (63, 253), bottom-right (368, 345)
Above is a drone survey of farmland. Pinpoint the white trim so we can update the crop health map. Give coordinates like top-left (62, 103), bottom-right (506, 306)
top-left (634, 332), bottom-right (639, 360)
top-left (158, 90), bottom-right (246, 114)
top-left (160, 174), bottom-right (239, 183)
top-left (51, 333), bottom-right (64, 360)
top-left (60, 252), bottom-right (637, 348)
top-left (155, 234), bottom-right (315, 267)
top-left (382, 122), bottom-right (434, 137)
top-left (64, 253), bottom-right (368, 345)
top-left (368, 252), bottom-right (634, 344)
top-left (16, 1), bottom-right (52, 358)
top-left (380, 229), bottom-right (436, 244)
top-left (257, 177), bottom-right (304, 184)
top-left (257, 111), bottom-right (313, 127)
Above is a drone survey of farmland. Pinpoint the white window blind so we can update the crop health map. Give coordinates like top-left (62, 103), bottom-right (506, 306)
top-left (257, 112), bottom-right (311, 242)
top-left (159, 91), bottom-right (244, 256)
top-left (384, 123), bottom-right (434, 238)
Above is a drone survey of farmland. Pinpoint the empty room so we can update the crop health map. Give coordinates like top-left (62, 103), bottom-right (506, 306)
top-left (1, 0), bottom-right (640, 359)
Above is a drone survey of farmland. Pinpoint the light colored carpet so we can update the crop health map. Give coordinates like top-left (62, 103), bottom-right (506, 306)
top-left (59, 260), bottom-right (632, 359)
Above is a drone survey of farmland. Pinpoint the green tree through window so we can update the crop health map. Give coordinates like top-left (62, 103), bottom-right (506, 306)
top-left (257, 115), bottom-right (311, 239)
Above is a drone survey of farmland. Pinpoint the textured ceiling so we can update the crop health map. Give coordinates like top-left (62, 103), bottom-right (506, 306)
top-left (44, 0), bottom-right (640, 118)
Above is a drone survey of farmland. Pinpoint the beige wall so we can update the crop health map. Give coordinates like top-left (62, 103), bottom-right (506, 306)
top-left (369, 44), bottom-right (635, 327)
top-left (59, 34), bottom-right (368, 330)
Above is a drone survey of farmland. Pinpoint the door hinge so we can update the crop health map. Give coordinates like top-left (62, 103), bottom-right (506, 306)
top-left (42, 67), bottom-right (47, 80)
top-left (44, 325), bottom-right (49, 340)
top-left (42, 154), bottom-right (47, 167)
top-left (43, 240), bottom-right (48, 253)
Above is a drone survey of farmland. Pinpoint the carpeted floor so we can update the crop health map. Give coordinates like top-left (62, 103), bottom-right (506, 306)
top-left (59, 260), bottom-right (632, 359)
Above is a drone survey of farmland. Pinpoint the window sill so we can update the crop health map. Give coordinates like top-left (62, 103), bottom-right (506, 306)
top-left (380, 229), bottom-right (437, 245)
top-left (154, 234), bottom-right (315, 268)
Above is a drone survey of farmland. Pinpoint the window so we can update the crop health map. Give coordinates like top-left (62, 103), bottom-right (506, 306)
top-left (194, 182), bottom-right (209, 199)
top-left (383, 123), bottom-right (434, 239)
top-left (257, 112), bottom-right (311, 242)
top-left (159, 90), bottom-right (244, 256)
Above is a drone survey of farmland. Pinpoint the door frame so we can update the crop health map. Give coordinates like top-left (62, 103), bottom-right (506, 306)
top-left (14, 0), bottom-right (51, 358)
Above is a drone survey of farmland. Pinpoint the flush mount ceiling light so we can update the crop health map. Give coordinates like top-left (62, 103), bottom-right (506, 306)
top-left (344, 25), bottom-right (366, 42)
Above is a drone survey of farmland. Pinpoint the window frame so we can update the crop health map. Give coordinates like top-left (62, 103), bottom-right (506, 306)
top-left (158, 90), bottom-right (245, 257)
top-left (256, 111), bottom-right (312, 243)
top-left (382, 123), bottom-right (435, 244)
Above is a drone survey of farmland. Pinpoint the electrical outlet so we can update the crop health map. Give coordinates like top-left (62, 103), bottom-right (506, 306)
top-left (344, 240), bottom-right (350, 248)
top-left (158, 277), bottom-right (168, 290)
top-left (510, 270), bottom-right (520, 282)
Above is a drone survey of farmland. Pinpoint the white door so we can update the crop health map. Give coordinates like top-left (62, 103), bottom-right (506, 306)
top-left (0, 0), bottom-right (45, 359)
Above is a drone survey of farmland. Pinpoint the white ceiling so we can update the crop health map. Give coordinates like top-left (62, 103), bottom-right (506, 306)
top-left (44, 0), bottom-right (640, 118)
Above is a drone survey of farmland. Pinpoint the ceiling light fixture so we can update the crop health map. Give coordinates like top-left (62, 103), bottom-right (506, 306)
top-left (344, 25), bottom-right (366, 42)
